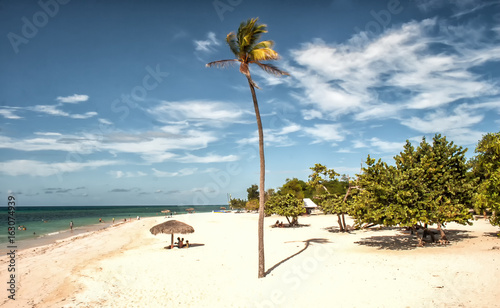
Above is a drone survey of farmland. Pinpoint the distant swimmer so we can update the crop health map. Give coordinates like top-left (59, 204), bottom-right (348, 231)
top-left (70, 220), bottom-right (73, 230)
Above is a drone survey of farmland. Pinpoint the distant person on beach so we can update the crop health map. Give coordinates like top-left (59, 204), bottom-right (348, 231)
top-left (185, 240), bottom-right (189, 248)
top-left (99, 218), bottom-right (102, 223)
top-left (112, 218), bottom-right (115, 224)
top-left (70, 221), bottom-right (73, 230)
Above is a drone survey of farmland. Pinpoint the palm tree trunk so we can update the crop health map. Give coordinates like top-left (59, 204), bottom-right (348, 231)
top-left (247, 77), bottom-right (266, 278)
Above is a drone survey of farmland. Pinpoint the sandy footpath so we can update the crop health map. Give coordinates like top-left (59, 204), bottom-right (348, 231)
top-left (1, 213), bottom-right (499, 307)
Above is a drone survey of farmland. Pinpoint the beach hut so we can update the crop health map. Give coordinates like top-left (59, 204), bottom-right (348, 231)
top-left (303, 198), bottom-right (318, 214)
top-left (150, 220), bottom-right (194, 249)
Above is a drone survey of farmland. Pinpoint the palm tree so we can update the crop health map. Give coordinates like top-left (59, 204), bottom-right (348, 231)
top-left (207, 18), bottom-right (288, 278)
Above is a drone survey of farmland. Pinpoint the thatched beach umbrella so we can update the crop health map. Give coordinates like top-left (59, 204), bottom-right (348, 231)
top-left (220, 207), bottom-right (226, 210)
top-left (185, 207), bottom-right (195, 213)
top-left (161, 209), bottom-right (171, 213)
top-left (150, 220), bottom-right (194, 249)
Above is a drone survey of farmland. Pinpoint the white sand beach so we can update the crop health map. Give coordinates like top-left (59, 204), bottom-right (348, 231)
top-left (1, 212), bottom-right (499, 307)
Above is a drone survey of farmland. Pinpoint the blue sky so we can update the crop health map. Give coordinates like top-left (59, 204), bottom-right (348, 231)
top-left (1, 0), bottom-right (499, 206)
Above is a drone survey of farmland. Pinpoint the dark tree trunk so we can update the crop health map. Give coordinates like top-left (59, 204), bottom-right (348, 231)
top-left (337, 214), bottom-right (344, 231)
top-left (413, 226), bottom-right (424, 247)
top-left (247, 78), bottom-right (266, 278)
top-left (437, 223), bottom-right (448, 244)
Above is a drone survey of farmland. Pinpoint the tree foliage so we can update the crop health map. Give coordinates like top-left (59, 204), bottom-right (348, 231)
top-left (230, 198), bottom-right (247, 209)
top-left (247, 184), bottom-right (259, 201)
top-left (308, 163), bottom-right (351, 231)
top-left (472, 132), bottom-right (500, 226)
top-left (277, 178), bottom-right (313, 199)
top-left (265, 194), bottom-right (305, 226)
top-left (354, 135), bottom-right (473, 245)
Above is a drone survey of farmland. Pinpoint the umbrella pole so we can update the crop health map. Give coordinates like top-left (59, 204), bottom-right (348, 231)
top-left (171, 233), bottom-right (174, 249)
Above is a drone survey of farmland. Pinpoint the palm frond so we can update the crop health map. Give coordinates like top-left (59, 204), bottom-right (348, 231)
top-left (250, 48), bottom-right (279, 62)
top-left (238, 18), bottom-right (268, 54)
top-left (206, 59), bottom-right (238, 69)
top-left (252, 40), bottom-right (274, 50)
top-left (226, 32), bottom-right (239, 56)
top-left (254, 62), bottom-right (289, 77)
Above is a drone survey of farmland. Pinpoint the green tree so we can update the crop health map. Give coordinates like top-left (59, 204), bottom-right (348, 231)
top-left (277, 178), bottom-right (312, 199)
top-left (246, 199), bottom-right (259, 211)
top-left (207, 18), bottom-right (288, 278)
top-left (308, 164), bottom-right (351, 231)
top-left (354, 135), bottom-right (473, 246)
top-left (352, 156), bottom-right (398, 228)
top-left (472, 132), bottom-right (500, 227)
top-left (230, 198), bottom-right (247, 209)
top-left (247, 184), bottom-right (259, 201)
top-left (265, 194), bottom-right (306, 226)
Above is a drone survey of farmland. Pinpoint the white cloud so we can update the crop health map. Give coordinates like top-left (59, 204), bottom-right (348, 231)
top-left (290, 18), bottom-right (500, 121)
top-left (238, 123), bottom-right (302, 147)
top-left (56, 94), bottom-right (89, 103)
top-left (148, 100), bottom-right (252, 127)
top-left (194, 32), bottom-right (220, 52)
top-left (109, 170), bottom-right (147, 179)
top-left (152, 167), bottom-right (197, 177)
top-left (99, 118), bottom-right (113, 125)
top-left (0, 160), bottom-right (119, 177)
top-left (402, 107), bottom-right (484, 134)
top-left (0, 108), bottom-right (22, 119)
top-left (176, 153), bottom-right (239, 163)
top-left (0, 127), bottom-right (219, 164)
top-left (28, 104), bottom-right (98, 119)
top-left (369, 137), bottom-right (406, 153)
top-left (302, 124), bottom-right (345, 144)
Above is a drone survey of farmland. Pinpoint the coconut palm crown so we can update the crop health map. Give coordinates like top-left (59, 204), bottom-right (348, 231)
top-left (206, 17), bottom-right (289, 87)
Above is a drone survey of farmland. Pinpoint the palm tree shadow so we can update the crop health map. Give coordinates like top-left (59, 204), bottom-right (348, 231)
top-left (265, 238), bottom-right (330, 276)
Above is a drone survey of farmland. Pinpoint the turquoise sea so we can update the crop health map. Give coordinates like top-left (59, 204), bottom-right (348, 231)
top-left (1, 205), bottom-right (222, 252)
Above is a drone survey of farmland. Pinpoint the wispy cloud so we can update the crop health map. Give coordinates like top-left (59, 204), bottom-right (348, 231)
top-left (303, 124), bottom-right (345, 144)
top-left (238, 123), bottom-right (302, 147)
top-left (0, 159), bottom-right (119, 177)
top-left (109, 170), bottom-right (147, 179)
top-left (289, 17), bottom-right (500, 144)
top-left (0, 108), bottom-right (22, 119)
top-left (56, 94), bottom-right (89, 104)
top-left (147, 100), bottom-right (252, 126)
top-left (30, 104), bottom-right (97, 119)
top-left (152, 167), bottom-right (198, 177)
top-left (1, 94), bottom-right (95, 120)
top-left (369, 137), bottom-right (406, 153)
top-left (176, 153), bottom-right (239, 163)
top-left (0, 127), bottom-right (220, 164)
top-left (194, 32), bottom-right (220, 52)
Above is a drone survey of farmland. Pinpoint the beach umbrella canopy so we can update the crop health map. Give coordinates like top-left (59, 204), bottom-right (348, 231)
top-left (150, 220), bottom-right (194, 249)
top-left (161, 209), bottom-right (171, 213)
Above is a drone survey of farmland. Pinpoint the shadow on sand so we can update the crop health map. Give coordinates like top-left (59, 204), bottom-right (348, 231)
top-left (164, 243), bottom-right (205, 249)
top-left (265, 238), bottom-right (330, 276)
top-left (355, 229), bottom-right (475, 251)
top-left (483, 231), bottom-right (500, 238)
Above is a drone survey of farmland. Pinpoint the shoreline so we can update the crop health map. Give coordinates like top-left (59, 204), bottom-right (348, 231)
top-left (1, 213), bottom-right (498, 307)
